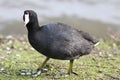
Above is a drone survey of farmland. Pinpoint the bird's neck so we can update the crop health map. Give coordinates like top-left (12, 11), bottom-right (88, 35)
top-left (26, 22), bottom-right (39, 33)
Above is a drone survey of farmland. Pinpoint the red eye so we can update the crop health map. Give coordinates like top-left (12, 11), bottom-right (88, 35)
top-left (29, 13), bottom-right (32, 16)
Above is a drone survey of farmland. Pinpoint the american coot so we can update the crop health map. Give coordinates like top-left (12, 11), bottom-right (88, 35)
top-left (23, 10), bottom-right (99, 77)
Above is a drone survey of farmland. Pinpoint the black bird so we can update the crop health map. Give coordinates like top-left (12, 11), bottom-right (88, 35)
top-left (23, 10), bottom-right (99, 77)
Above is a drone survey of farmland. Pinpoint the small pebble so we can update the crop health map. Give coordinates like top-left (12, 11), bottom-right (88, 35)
top-left (30, 48), bottom-right (35, 51)
top-left (19, 69), bottom-right (33, 76)
top-left (6, 47), bottom-right (11, 51)
top-left (19, 48), bottom-right (23, 51)
top-left (98, 70), bottom-right (103, 73)
top-left (0, 68), bottom-right (4, 73)
top-left (20, 72), bottom-right (26, 76)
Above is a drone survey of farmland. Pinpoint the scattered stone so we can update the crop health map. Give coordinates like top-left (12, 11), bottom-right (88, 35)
top-left (98, 52), bottom-right (103, 57)
top-left (19, 48), bottom-right (24, 51)
top-left (19, 69), bottom-right (32, 76)
top-left (6, 47), bottom-right (11, 51)
top-left (30, 47), bottom-right (35, 51)
top-left (0, 68), bottom-right (4, 73)
top-left (98, 70), bottom-right (103, 73)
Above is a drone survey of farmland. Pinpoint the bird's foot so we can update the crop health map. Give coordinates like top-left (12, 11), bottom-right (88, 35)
top-left (68, 71), bottom-right (78, 76)
top-left (54, 71), bottom-right (78, 78)
top-left (31, 68), bottom-right (49, 78)
top-left (31, 70), bottom-right (42, 78)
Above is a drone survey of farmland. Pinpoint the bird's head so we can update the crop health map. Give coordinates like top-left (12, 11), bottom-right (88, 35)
top-left (23, 10), bottom-right (38, 26)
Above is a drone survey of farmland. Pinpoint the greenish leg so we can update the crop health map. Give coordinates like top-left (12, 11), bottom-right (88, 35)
top-left (68, 59), bottom-right (78, 75)
top-left (68, 60), bottom-right (73, 74)
top-left (37, 57), bottom-right (50, 70)
top-left (32, 57), bottom-right (50, 78)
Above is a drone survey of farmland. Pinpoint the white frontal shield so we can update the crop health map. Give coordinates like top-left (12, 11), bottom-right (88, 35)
top-left (24, 14), bottom-right (30, 26)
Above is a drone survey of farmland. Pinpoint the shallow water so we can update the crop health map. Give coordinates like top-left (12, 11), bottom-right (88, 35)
top-left (0, 0), bottom-right (120, 36)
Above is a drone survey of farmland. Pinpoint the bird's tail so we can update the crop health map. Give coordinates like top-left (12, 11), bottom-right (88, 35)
top-left (94, 42), bottom-right (100, 46)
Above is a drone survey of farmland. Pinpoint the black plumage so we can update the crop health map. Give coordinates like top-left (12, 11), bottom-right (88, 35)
top-left (23, 10), bottom-right (98, 77)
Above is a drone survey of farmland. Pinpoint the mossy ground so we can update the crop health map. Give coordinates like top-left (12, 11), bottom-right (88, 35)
top-left (0, 35), bottom-right (120, 80)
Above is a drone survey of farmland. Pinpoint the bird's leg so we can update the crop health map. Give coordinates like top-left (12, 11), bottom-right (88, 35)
top-left (68, 59), bottom-right (78, 75)
top-left (55, 59), bottom-right (78, 78)
top-left (32, 57), bottom-right (50, 77)
top-left (38, 57), bottom-right (50, 69)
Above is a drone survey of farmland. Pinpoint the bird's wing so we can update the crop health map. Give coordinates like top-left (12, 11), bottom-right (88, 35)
top-left (78, 30), bottom-right (98, 44)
